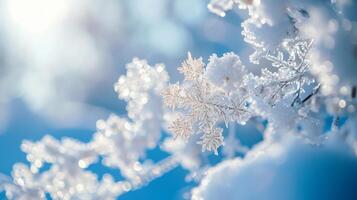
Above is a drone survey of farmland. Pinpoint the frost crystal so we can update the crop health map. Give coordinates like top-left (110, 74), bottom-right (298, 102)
top-left (161, 83), bottom-right (181, 110)
top-left (162, 53), bottom-right (252, 154)
top-left (178, 52), bottom-right (205, 81)
top-left (252, 37), bottom-right (314, 106)
top-left (197, 127), bottom-right (224, 155)
top-left (168, 115), bottom-right (193, 141)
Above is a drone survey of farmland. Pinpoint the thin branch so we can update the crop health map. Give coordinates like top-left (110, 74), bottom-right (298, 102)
top-left (302, 84), bottom-right (321, 104)
top-left (331, 115), bottom-right (340, 132)
top-left (120, 156), bottom-right (180, 193)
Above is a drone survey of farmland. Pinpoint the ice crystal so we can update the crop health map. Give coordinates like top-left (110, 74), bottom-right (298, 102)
top-left (162, 53), bottom-right (252, 154)
top-left (178, 52), bottom-right (205, 81)
top-left (252, 37), bottom-right (314, 106)
top-left (161, 83), bottom-right (181, 110)
top-left (168, 115), bottom-right (193, 141)
top-left (197, 127), bottom-right (224, 155)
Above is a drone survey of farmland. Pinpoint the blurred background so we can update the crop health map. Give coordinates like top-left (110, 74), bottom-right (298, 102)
top-left (0, 0), bottom-right (247, 199)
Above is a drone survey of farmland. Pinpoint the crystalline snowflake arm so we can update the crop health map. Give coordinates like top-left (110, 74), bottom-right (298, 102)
top-left (251, 38), bottom-right (315, 107)
top-left (178, 52), bottom-right (205, 81)
top-left (197, 127), bottom-right (224, 155)
top-left (168, 115), bottom-right (193, 141)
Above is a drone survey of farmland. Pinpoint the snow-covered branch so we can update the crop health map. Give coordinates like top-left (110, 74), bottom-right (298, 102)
top-left (1, 0), bottom-right (357, 199)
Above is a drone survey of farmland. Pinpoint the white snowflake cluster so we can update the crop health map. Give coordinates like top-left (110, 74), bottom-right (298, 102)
top-left (2, 136), bottom-right (120, 200)
top-left (162, 52), bottom-right (251, 154)
top-left (0, 59), bottom-right (175, 199)
top-left (210, 0), bottom-right (357, 99)
top-left (252, 37), bottom-right (315, 107)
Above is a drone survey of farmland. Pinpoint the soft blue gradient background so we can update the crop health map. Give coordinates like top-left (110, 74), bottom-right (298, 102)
top-left (1, 0), bottom-right (357, 199)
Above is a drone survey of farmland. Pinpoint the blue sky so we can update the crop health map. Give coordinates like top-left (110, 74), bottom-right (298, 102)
top-left (1, 1), bottom-right (357, 199)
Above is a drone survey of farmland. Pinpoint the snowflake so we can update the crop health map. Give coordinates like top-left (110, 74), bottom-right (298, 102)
top-left (178, 52), bottom-right (205, 81)
top-left (253, 38), bottom-right (314, 106)
top-left (162, 53), bottom-right (252, 154)
top-left (168, 115), bottom-right (194, 141)
top-left (197, 128), bottom-right (224, 155)
top-left (162, 83), bottom-right (181, 110)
